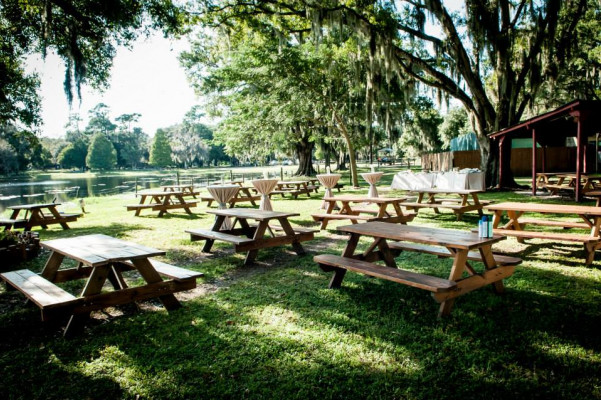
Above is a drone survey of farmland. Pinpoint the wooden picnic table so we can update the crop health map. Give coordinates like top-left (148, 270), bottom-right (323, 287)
top-left (6, 203), bottom-right (80, 231)
top-left (272, 180), bottom-right (316, 199)
top-left (186, 208), bottom-right (315, 265)
top-left (400, 188), bottom-right (487, 220)
top-left (0, 234), bottom-right (203, 337)
top-left (126, 190), bottom-right (197, 217)
top-left (161, 184), bottom-right (200, 198)
top-left (545, 173), bottom-right (601, 195)
top-left (314, 221), bottom-right (520, 317)
top-left (311, 195), bottom-right (416, 230)
top-left (485, 201), bottom-right (601, 265)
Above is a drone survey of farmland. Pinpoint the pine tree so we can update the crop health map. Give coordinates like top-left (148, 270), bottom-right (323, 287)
top-left (86, 133), bottom-right (117, 170)
top-left (149, 129), bottom-right (172, 167)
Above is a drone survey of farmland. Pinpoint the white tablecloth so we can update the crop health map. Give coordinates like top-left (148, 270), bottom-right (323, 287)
top-left (316, 174), bottom-right (342, 209)
top-left (207, 185), bottom-right (240, 230)
top-left (390, 170), bottom-right (485, 190)
top-left (251, 179), bottom-right (279, 211)
top-left (391, 171), bottom-right (436, 190)
top-left (361, 172), bottom-right (384, 198)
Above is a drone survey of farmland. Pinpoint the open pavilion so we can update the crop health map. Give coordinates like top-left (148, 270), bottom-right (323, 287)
top-left (488, 100), bottom-right (601, 201)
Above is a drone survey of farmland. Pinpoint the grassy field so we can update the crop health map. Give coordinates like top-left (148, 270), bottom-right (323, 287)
top-left (1, 167), bottom-right (601, 399)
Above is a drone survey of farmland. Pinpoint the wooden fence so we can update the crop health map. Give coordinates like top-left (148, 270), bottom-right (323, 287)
top-left (422, 147), bottom-right (593, 176)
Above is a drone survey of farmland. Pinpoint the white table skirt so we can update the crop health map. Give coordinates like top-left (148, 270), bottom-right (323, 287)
top-left (391, 171), bottom-right (485, 190)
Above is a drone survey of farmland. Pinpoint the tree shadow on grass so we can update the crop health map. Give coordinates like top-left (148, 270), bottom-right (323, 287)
top-left (2, 231), bottom-right (601, 399)
top-left (506, 240), bottom-right (601, 269)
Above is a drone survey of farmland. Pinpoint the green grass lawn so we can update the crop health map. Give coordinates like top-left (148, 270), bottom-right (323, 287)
top-left (1, 169), bottom-right (601, 399)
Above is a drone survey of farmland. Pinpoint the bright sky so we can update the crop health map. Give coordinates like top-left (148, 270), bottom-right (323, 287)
top-left (28, 1), bottom-right (465, 139)
top-left (27, 33), bottom-right (199, 138)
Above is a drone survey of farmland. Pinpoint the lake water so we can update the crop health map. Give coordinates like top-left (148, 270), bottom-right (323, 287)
top-left (0, 170), bottom-right (269, 213)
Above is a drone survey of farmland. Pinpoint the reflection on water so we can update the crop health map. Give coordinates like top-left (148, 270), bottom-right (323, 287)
top-left (0, 171), bottom-right (265, 213)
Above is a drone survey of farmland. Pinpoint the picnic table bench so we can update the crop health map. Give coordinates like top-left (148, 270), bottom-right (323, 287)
top-left (6, 203), bottom-right (80, 231)
top-left (187, 208), bottom-right (315, 265)
top-left (126, 190), bottom-right (197, 217)
top-left (312, 195), bottom-right (415, 230)
top-left (314, 221), bottom-right (519, 317)
top-left (0, 218), bottom-right (27, 230)
top-left (485, 202), bottom-right (601, 265)
top-left (0, 234), bottom-right (203, 337)
top-left (399, 188), bottom-right (487, 220)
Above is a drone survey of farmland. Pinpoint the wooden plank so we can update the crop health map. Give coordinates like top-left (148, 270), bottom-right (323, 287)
top-left (388, 242), bottom-right (522, 266)
top-left (41, 234), bottom-right (165, 267)
top-left (117, 259), bottom-right (204, 281)
top-left (235, 231), bottom-right (314, 252)
top-left (337, 222), bottom-right (505, 250)
top-left (485, 202), bottom-right (601, 216)
top-left (1, 269), bottom-right (76, 309)
top-left (186, 228), bottom-right (255, 245)
top-left (518, 218), bottom-right (590, 229)
top-left (400, 202), bottom-right (470, 211)
top-left (311, 213), bottom-right (374, 221)
top-left (207, 209), bottom-right (299, 220)
top-left (151, 201), bottom-right (197, 210)
top-left (493, 228), bottom-right (599, 243)
top-left (126, 203), bottom-right (161, 210)
top-left (314, 254), bottom-right (457, 293)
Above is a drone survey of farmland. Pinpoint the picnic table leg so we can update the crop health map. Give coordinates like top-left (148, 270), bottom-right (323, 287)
top-left (479, 246), bottom-right (505, 294)
top-left (507, 210), bottom-right (525, 243)
top-left (48, 206), bottom-right (70, 229)
top-left (203, 215), bottom-right (227, 252)
top-left (245, 221), bottom-right (269, 265)
top-left (277, 217), bottom-right (305, 255)
top-left (438, 250), bottom-right (469, 317)
top-left (237, 218), bottom-right (256, 238)
top-left (41, 251), bottom-right (65, 281)
top-left (375, 239), bottom-right (396, 268)
top-left (174, 194), bottom-right (193, 215)
top-left (107, 263), bottom-right (129, 290)
top-left (157, 195), bottom-right (170, 217)
top-left (320, 200), bottom-right (337, 230)
top-left (328, 233), bottom-right (361, 288)
top-left (132, 258), bottom-right (182, 310)
top-left (471, 194), bottom-right (484, 217)
top-left (64, 264), bottom-right (111, 338)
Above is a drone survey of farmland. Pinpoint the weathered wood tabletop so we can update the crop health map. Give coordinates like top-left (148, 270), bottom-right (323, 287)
top-left (312, 195), bottom-right (414, 229)
top-left (0, 234), bottom-right (202, 337)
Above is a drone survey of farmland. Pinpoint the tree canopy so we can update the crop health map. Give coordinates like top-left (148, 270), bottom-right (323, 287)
top-left (86, 132), bottom-right (117, 170)
top-left (149, 128), bottom-right (173, 167)
top-left (195, 0), bottom-right (600, 186)
top-left (0, 0), bottom-right (188, 128)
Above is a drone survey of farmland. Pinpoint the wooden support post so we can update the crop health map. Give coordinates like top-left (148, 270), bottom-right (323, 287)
top-left (532, 128), bottom-right (537, 196)
top-left (575, 112), bottom-right (583, 202)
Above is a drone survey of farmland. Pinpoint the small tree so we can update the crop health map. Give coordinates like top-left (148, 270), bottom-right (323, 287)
top-left (86, 133), bottom-right (117, 170)
top-left (58, 139), bottom-right (88, 169)
top-left (149, 129), bottom-right (172, 168)
top-left (0, 139), bottom-right (19, 174)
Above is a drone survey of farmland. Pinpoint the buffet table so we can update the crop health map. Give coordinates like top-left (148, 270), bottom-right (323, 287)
top-left (391, 170), bottom-right (485, 191)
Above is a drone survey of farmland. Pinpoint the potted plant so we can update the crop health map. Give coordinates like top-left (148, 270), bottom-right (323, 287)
top-left (0, 231), bottom-right (40, 271)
